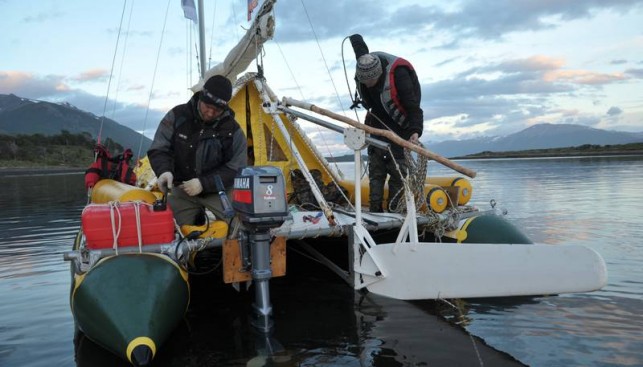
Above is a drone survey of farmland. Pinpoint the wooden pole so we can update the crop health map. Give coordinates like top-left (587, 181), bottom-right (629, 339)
top-left (282, 97), bottom-right (477, 179)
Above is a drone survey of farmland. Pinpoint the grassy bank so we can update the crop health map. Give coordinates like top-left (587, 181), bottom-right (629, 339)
top-left (451, 143), bottom-right (643, 159)
top-left (0, 132), bottom-right (123, 170)
top-left (0, 166), bottom-right (85, 176)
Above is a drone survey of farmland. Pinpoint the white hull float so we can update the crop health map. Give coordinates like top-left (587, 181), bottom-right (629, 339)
top-left (356, 241), bottom-right (608, 300)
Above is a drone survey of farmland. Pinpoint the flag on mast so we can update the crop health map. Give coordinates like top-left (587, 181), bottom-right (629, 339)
top-left (248, 0), bottom-right (258, 21)
top-left (182, 0), bottom-right (197, 24)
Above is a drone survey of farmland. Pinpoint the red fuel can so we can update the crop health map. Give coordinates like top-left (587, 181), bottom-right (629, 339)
top-left (82, 202), bottom-right (175, 249)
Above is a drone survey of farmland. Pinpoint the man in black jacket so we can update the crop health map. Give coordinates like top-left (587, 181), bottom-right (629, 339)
top-left (148, 75), bottom-right (247, 226)
top-left (349, 34), bottom-right (424, 212)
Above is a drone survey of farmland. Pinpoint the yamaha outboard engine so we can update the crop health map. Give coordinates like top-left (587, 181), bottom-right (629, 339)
top-left (232, 166), bottom-right (289, 331)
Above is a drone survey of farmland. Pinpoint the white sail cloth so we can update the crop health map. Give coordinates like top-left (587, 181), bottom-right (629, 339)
top-left (191, 0), bottom-right (276, 91)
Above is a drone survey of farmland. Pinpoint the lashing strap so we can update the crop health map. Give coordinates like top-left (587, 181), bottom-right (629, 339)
top-left (133, 201), bottom-right (143, 253)
top-left (109, 201), bottom-right (122, 255)
top-left (108, 201), bottom-right (147, 253)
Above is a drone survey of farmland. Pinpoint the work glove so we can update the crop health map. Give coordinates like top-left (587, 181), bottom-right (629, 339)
top-left (157, 172), bottom-right (174, 193)
top-left (181, 178), bottom-right (203, 196)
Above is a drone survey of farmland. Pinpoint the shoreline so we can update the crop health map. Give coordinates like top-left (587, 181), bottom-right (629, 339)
top-left (450, 150), bottom-right (643, 160)
top-left (0, 166), bottom-right (85, 177)
top-left (3, 151), bottom-right (643, 175)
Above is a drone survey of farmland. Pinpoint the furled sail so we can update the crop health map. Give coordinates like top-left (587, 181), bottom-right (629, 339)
top-left (191, 0), bottom-right (276, 91)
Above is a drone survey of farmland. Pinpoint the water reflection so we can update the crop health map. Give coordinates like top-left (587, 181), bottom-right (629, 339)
top-left (458, 294), bottom-right (643, 366)
top-left (0, 174), bottom-right (84, 367)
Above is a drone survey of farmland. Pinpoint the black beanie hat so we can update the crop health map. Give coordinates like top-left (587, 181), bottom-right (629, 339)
top-left (200, 75), bottom-right (232, 106)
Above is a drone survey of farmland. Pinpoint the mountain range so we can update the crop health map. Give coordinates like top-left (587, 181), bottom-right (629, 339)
top-left (0, 94), bottom-right (151, 152)
top-left (425, 123), bottom-right (643, 158)
top-left (2, 93), bottom-right (642, 158)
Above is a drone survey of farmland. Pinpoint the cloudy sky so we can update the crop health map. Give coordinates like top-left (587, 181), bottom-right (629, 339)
top-left (2, 0), bottom-right (642, 154)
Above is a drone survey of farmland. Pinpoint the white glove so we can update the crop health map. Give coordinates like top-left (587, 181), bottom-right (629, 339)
top-left (181, 178), bottom-right (203, 196)
top-left (157, 172), bottom-right (174, 193)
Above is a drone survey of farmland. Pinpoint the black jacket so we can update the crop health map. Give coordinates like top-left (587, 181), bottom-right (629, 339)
top-left (147, 92), bottom-right (247, 193)
top-left (350, 34), bottom-right (424, 158)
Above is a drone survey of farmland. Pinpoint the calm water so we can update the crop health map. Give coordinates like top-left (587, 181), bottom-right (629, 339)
top-left (1, 156), bottom-right (642, 366)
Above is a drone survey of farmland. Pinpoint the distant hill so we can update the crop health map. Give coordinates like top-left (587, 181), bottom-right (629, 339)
top-left (426, 123), bottom-right (643, 158)
top-left (456, 142), bottom-right (643, 159)
top-left (0, 94), bottom-right (151, 152)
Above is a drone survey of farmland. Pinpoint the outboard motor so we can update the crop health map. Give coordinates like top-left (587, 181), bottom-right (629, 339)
top-left (232, 166), bottom-right (290, 331)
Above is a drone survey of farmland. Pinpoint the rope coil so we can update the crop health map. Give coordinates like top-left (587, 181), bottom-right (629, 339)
top-left (133, 201), bottom-right (143, 253)
top-left (107, 201), bottom-right (151, 254)
top-left (389, 143), bottom-right (429, 214)
top-left (109, 201), bottom-right (122, 255)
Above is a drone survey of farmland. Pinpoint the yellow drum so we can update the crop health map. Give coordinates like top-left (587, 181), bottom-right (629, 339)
top-left (91, 179), bottom-right (158, 204)
top-left (423, 184), bottom-right (448, 213)
top-left (338, 179), bottom-right (448, 213)
top-left (426, 176), bottom-right (473, 205)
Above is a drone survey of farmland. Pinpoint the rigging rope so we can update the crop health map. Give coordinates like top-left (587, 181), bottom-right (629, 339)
top-left (439, 298), bottom-right (485, 367)
top-left (185, 16), bottom-right (193, 97)
top-left (340, 36), bottom-right (363, 124)
top-left (109, 0), bottom-right (135, 121)
top-left (294, 0), bottom-right (350, 177)
top-left (389, 143), bottom-right (429, 214)
top-left (230, 0), bottom-right (241, 40)
top-left (136, 0), bottom-right (172, 159)
top-left (298, 0), bottom-right (346, 114)
top-left (272, 39), bottom-right (345, 179)
top-left (98, 0), bottom-right (128, 145)
top-left (207, 0), bottom-right (218, 69)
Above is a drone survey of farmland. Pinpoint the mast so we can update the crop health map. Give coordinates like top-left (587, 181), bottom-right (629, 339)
top-left (197, 0), bottom-right (207, 79)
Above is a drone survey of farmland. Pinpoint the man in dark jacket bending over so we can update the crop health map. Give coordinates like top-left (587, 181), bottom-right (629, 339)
top-left (349, 34), bottom-right (424, 213)
top-left (148, 75), bottom-right (247, 226)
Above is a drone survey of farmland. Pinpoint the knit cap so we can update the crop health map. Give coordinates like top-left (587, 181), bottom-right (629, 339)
top-left (356, 53), bottom-right (382, 83)
top-left (200, 75), bottom-right (232, 107)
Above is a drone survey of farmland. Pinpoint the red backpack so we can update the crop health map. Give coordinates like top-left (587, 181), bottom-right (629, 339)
top-left (85, 145), bottom-right (137, 188)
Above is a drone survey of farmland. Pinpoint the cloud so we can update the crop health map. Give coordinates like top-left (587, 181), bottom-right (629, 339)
top-left (472, 56), bottom-right (628, 86)
top-left (274, 0), bottom-right (388, 42)
top-left (72, 69), bottom-right (110, 83)
top-left (433, 57), bottom-right (462, 68)
top-left (607, 106), bottom-right (623, 116)
top-left (561, 114), bottom-right (602, 128)
top-left (273, 0), bottom-right (643, 47)
top-left (543, 70), bottom-right (626, 85)
top-left (0, 71), bottom-right (69, 96)
top-left (417, 52), bottom-right (637, 137)
top-left (430, 0), bottom-right (643, 42)
top-left (0, 70), bottom-right (165, 136)
top-left (610, 59), bottom-right (628, 65)
top-left (625, 68), bottom-right (643, 78)
top-left (496, 56), bottom-right (565, 72)
top-left (22, 10), bottom-right (63, 23)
